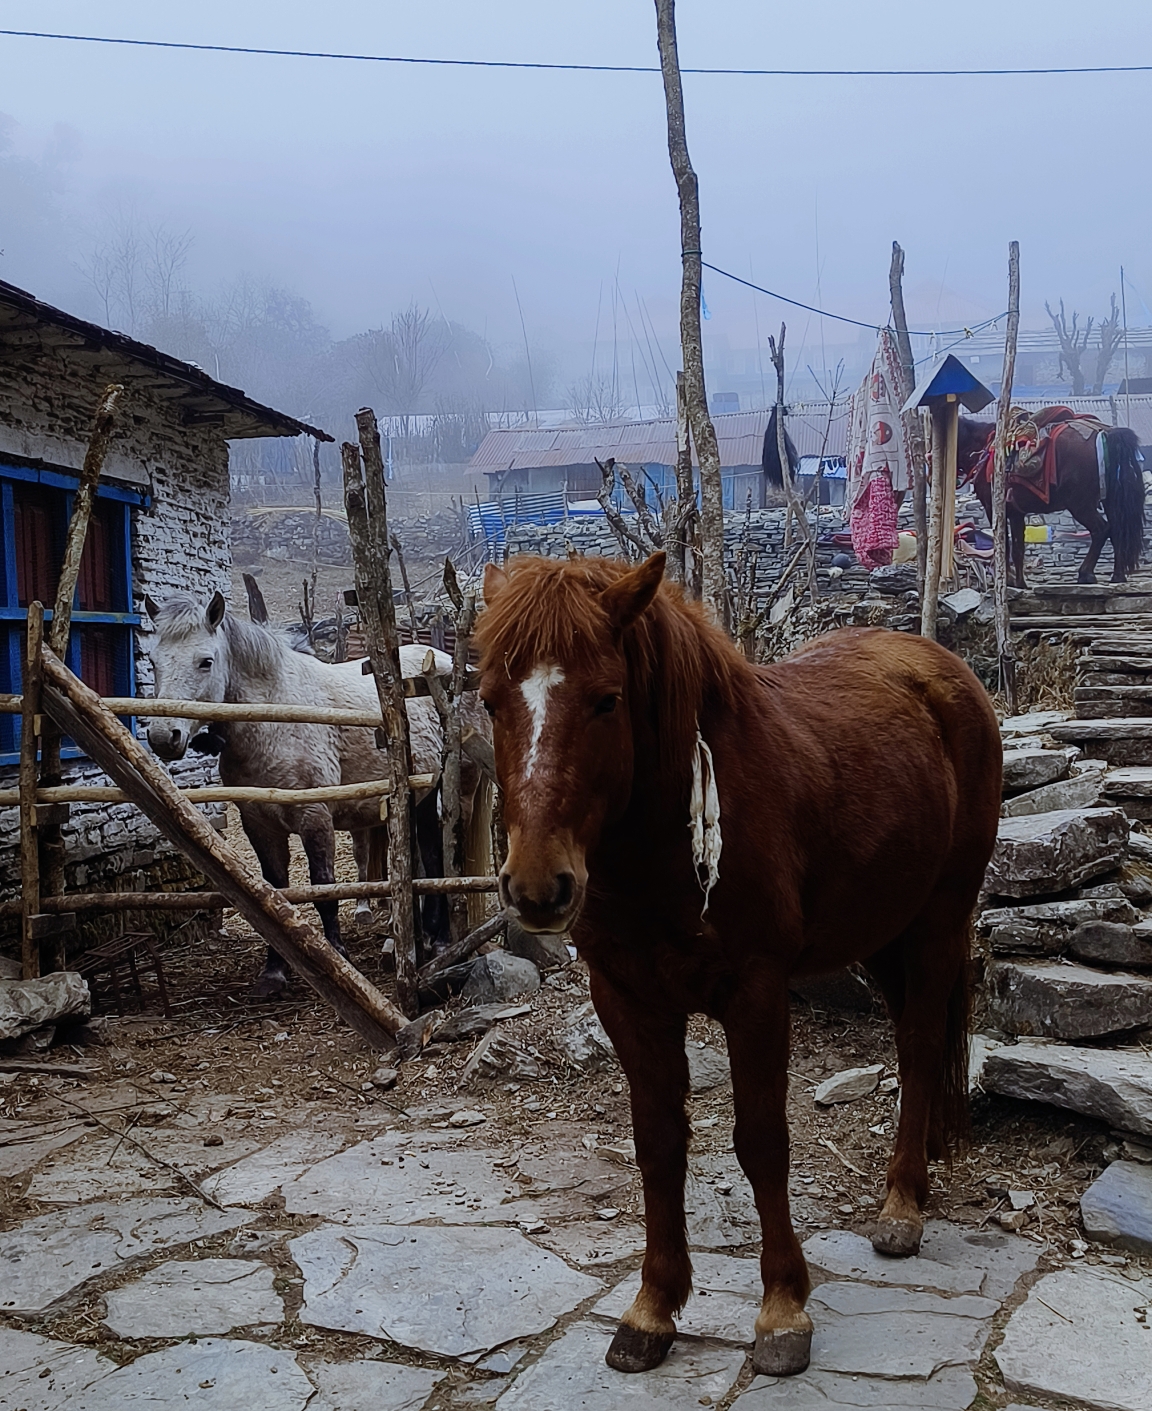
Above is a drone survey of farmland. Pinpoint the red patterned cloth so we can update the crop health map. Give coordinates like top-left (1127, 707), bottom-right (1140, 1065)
top-left (850, 474), bottom-right (899, 569)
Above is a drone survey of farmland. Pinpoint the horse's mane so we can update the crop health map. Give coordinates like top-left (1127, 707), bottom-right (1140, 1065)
top-left (476, 556), bottom-right (750, 779)
top-left (151, 594), bottom-right (288, 684)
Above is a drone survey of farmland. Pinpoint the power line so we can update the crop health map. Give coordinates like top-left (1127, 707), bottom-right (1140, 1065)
top-left (0, 28), bottom-right (1149, 76)
top-left (701, 262), bottom-right (1005, 338)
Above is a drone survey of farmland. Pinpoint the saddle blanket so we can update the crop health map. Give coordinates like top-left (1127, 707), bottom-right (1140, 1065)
top-left (977, 407), bottom-right (1109, 506)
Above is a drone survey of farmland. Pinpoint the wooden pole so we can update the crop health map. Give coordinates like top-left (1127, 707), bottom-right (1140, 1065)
top-left (889, 242), bottom-right (928, 591)
top-left (672, 371), bottom-right (697, 593)
top-left (0, 778), bottom-right (423, 808)
top-left (920, 408), bottom-right (946, 640)
top-left (346, 415), bottom-right (419, 1018)
top-left (769, 324), bottom-right (817, 600)
top-left (19, 602), bottom-right (44, 979)
top-left (993, 240), bottom-right (1021, 712)
top-left (941, 397), bottom-right (959, 583)
top-left (654, 0), bottom-right (726, 626)
top-left (37, 645), bottom-right (407, 1046)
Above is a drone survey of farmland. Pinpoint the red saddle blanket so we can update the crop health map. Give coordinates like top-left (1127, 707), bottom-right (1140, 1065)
top-left (976, 407), bottom-right (1106, 506)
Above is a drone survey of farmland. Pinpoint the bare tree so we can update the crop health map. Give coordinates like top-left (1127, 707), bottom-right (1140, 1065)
top-left (1092, 293), bottom-right (1122, 395)
top-left (1046, 298), bottom-right (1093, 395)
top-left (567, 373), bottom-right (629, 425)
top-left (147, 225), bottom-right (193, 318)
top-left (358, 303), bottom-right (450, 436)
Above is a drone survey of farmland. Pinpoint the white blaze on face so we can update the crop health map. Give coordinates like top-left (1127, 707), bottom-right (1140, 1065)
top-left (520, 664), bottom-right (565, 779)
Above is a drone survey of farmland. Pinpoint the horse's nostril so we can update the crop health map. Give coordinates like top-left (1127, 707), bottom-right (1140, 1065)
top-left (170, 729), bottom-right (182, 747)
top-left (553, 871), bottom-right (575, 912)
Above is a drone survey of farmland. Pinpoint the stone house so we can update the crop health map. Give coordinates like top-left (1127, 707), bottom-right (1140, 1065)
top-left (0, 278), bottom-right (328, 945)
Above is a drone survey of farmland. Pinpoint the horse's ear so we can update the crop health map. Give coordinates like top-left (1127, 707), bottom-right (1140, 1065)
top-left (205, 591), bottom-right (227, 631)
top-left (600, 552), bottom-right (666, 631)
top-left (242, 572), bottom-right (269, 625)
top-left (483, 563), bottom-right (509, 604)
top-left (144, 594), bottom-right (160, 621)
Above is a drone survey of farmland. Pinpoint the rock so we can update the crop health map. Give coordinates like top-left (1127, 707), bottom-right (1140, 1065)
top-left (1104, 765), bottom-right (1152, 798)
top-left (0, 971), bottom-right (89, 1042)
top-left (0, 1327), bottom-right (114, 1408)
top-left (1049, 717), bottom-right (1152, 767)
top-left (995, 1265), bottom-right (1152, 1411)
top-left (941, 587), bottom-right (982, 617)
top-left (869, 564), bottom-right (918, 595)
top-left (461, 952), bottom-right (540, 1003)
top-left (449, 1109), bottom-right (486, 1127)
top-left (595, 1251), bottom-right (761, 1343)
top-left (433, 1002), bottom-right (533, 1043)
top-left (814, 1064), bottom-right (883, 1105)
top-left (1001, 747), bottom-right (1075, 794)
top-left (1127, 827), bottom-right (1152, 863)
top-left (306, 1359), bottom-right (444, 1411)
top-left (150, 1070), bottom-right (177, 1084)
top-left (1080, 1159), bottom-right (1152, 1254)
top-left (293, 1224), bottom-right (600, 1356)
top-left (371, 1066), bottom-right (399, 1089)
top-left (738, 1368), bottom-right (979, 1409)
top-left (0, 1125), bottom-right (89, 1180)
top-left (978, 896), bottom-right (1138, 956)
top-left (504, 918), bottom-right (571, 971)
top-left (531, 1219), bottom-right (646, 1267)
top-left (26, 1130), bottom-right (265, 1204)
top-left (1070, 919), bottom-right (1152, 969)
top-left (1001, 767), bottom-right (1106, 817)
top-left (985, 807), bottom-right (1130, 898)
top-left (0, 1199), bottom-right (252, 1316)
top-left (1000, 709), bottom-right (1070, 738)
top-left (556, 1001), bottom-right (617, 1070)
top-left (102, 1258), bottom-right (283, 1337)
top-left (461, 1028), bottom-right (545, 1082)
top-left (70, 1338), bottom-right (314, 1411)
top-left (688, 1044), bottom-right (730, 1092)
top-left (981, 1039), bottom-right (1152, 1137)
top-left (985, 960), bottom-right (1152, 1039)
top-left (202, 1131), bottom-right (345, 1207)
top-left (803, 1223), bottom-right (1040, 1301)
top-left (495, 1322), bottom-right (745, 1411)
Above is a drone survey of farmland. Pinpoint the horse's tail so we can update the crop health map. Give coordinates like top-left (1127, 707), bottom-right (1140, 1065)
top-left (938, 953), bottom-right (972, 1158)
top-left (1104, 427), bottom-right (1146, 578)
top-left (761, 406), bottom-right (799, 488)
top-left (464, 771), bottom-right (495, 929)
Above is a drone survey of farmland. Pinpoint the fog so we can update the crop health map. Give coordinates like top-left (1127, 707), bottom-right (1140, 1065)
top-left (2, 0), bottom-right (1151, 428)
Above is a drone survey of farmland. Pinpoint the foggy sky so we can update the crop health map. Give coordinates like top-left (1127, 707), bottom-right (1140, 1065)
top-left (2, 0), bottom-right (1151, 387)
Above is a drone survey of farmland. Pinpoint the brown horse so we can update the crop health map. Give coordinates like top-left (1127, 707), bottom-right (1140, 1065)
top-left (958, 415), bottom-right (1145, 587)
top-left (476, 553), bottom-right (1001, 1379)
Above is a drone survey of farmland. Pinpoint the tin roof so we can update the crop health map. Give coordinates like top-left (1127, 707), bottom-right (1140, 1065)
top-left (0, 279), bottom-right (332, 442)
top-left (470, 403), bottom-right (850, 473)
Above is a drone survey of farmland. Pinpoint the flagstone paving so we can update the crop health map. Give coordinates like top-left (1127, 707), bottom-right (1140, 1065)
top-left (101, 1257), bottom-right (283, 1338)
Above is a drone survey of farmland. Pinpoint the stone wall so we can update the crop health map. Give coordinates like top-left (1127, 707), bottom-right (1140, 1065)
top-left (0, 353), bottom-right (233, 947)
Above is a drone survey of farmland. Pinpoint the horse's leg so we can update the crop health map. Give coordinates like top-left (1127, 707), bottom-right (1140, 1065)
top-left (415, 791), bottom-right (450, 950)
top-left (297, 805), bottom-right (345, 957)
top-left (872, 892), bottom-right (971, 1258)
top-left (244, 817), bottom-right (292, 998)
top-left (591, 969), bottom-right (691, 1373)
top-left (1076, 502), bottom-right (1111, 584)
top-left (351, 828), bottom-right (373, 926)
top-left (724, 978), bottom-right (812, 1375)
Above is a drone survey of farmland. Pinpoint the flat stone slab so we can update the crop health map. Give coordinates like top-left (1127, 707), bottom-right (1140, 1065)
top-left (687, 1043), bottom-right (730, 1091)
top-left (293, 1223), bottom-right (601, 1356)
top-left (102, 1257), bottom-right (283, 1337)
top-left (806, 1281), bottom-right (996, 1379)
top-left (1002, 766), bottom-right (1105, 817)
top-left (0, 1328), bottom-right (113, 1411)
top-left (1104, 765), bottom-right (1152, 796)
top-left (1080, 1159), bottom-right (1152, 1254)
top-left (304, 1358), bottom-right (444, 1411)
top-left (494, 1321), bottom-right (745, 1410)
top-left (982, 1039), bottom-right (1152, 1137)
top-left (736, 1366), bottom-right (978, 1410)
top-left (803, 1222), bottom-right (1039, 1301)
top-left (995, 1266), bottom-right (1152, 1411)
top-left (979, 895), bottom-right (1138, 955)
top-left (985, 807), bottom-right (1129, 898)
top-left (28, 1131), bottom-right (264, 1202)
top-left (1001, 709), bottom-right (1071, 737)
top-left (532, 1218), bottom-right (646, 1267)
top-left (65, 1338), bottom-right (314, 1411)
top-left (0, 1198), bottom-right (252, 1315)
top-left (985, 959), bottom-right (1152, 1038)
top-left (594, 1251), bottom-right (760, 1343)
top-left (0, 1125), bottom-right (88, 1180)
top-left (683, 1168), bottom-right (761, 1248)
top-left (201, 1129), bottom-right (345, 1206)
top-left (1002, 746), bottom-right (1075, 793)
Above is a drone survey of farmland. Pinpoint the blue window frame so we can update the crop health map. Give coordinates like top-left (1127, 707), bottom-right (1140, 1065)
top-left (0, 460), bottom-right (147, 763)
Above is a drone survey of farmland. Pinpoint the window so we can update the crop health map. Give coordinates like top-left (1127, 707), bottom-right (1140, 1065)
top-left (0, 462), bottom-right (145, 762)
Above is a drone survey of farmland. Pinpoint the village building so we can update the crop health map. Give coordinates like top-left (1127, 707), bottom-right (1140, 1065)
top-left (0, 278), bottom-right (327, 942)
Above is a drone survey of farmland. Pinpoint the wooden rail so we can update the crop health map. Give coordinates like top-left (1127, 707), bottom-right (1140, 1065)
top-left (0, 776), bottom-right (435, 808)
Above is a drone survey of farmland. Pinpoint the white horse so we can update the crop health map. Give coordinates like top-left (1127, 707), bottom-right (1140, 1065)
top-left (144, 590), bottom-right (492, 996)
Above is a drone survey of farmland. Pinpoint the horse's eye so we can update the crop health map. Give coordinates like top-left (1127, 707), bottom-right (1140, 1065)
top-left (595, 694), bottom-right (619, 716)
top-left (197, 657), bottom-right (214, 670)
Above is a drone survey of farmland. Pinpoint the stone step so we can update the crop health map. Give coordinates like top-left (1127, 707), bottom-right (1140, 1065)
top-left (985, 960), bottom-right (1152, 1040)
top-left (1012, 616), bottom-right (1152, 633)
top-left (1077, 656), bottom-right (1152, 675)
top-left (986, 807), bottom-right (1129, 898)
top-left (978, 1039), bottom-right (1152, 1138)
top-left (1048, 719), bottom-right (1152, 766)
top-left (1000, 768), bottom-right (1106, 818)
top-left (1080, 1160), bottom-right (1152, 1255)
top-left (1001, 747), bottom-right (1076, 794)
top-left (1102, 766), bottom-right (1152, 797)
top-left (978, 895), bottom-right (1139, 956)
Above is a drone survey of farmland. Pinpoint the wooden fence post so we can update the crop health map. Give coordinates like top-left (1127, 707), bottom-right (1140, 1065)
top-left (993, 241), bottom-right (1021, 712)
top-left (19, 602), bottom-right (44, 978)
top-left (920, 410), bottom-right (945, 640)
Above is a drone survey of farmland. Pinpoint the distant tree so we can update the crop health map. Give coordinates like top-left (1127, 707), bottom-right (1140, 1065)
top-left (1091, 293), bottom-right (1122, 395)
top-left (1046, 298), bottom-right (1093, 395)
top-left (567, 373), bottom-right (629, 425)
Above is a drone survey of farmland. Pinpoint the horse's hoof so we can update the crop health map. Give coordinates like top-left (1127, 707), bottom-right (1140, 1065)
top-left (252, 972), bottom-right (288, 1000)
top-left (354, 904), bottom-right (373, 927)
top-left (871, 1217), bottom-right (922, 1257)
top-left (1078, 573), bottom-right (1097, 585)
top-left (605, 1324), bottom-right (674, 1373)
top-left (752, 1326), bottom-right (812, 1377)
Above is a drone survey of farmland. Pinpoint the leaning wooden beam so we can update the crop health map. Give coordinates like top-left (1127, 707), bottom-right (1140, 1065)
top-left (37, 645), bottom-right (407, 1049)
top-left (417, 910), bottom-right (508, 987)
top-left (19, 602), bottom-right (44, 979)
top-left (0, 777), bottom-right (434, 808)
top-left (0, 875), bottom-right (502, 919)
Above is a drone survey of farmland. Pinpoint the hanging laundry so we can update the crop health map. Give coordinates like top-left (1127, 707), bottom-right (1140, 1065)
top-left (846, 330), bottom-right (913, 569)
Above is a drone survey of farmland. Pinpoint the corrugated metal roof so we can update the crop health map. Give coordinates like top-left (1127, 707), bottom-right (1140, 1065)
top-left (469, 404), bottom-right (850, 472)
